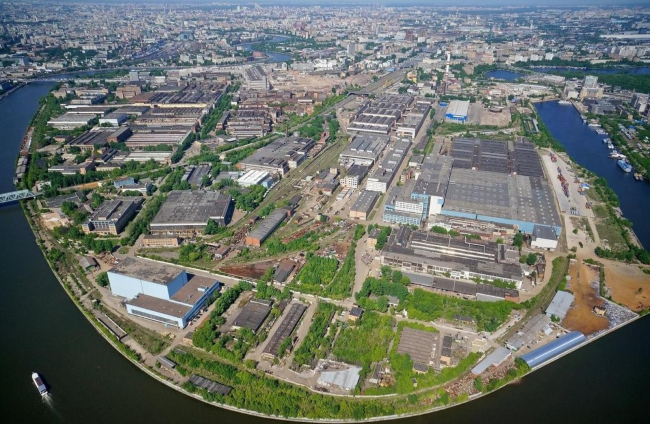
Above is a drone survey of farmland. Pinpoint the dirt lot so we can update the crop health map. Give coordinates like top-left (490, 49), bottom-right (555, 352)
top-left (479, 107), bottom-right (511, 127)
top-left (221, 261), bottom-right (276, 280)
top-left (279, 71), bottom-right (372, 93)
top-left (603, 259), bottom-right (650, 312)
top-left (562, 261), bottom-right (609, 335)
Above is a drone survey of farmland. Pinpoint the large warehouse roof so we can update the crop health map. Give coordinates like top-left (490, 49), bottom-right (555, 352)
top-left (519, 331), bottom-right (586, 369)
top-left (151, 190), bottom-right (232, 227)
top-left (446, 100), bottom-right (470, 118)
top-left (109, 257), bottom-right (184, 285)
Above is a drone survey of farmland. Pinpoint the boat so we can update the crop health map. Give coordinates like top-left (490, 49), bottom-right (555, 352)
top-left (634, 172), bottom-right (644, 181)
top-left (618, 160), bottom-right (632, 173)
top-left (558, 100), bottom-right (571, 105)
top-left (602, 138), bottom-right (609, 144)
top-left (610, 152), bottom-right (626, 160)
top-left (32, 373), bottom-right (48, 396)
top-left (607, 143), bottom-right (614, 150)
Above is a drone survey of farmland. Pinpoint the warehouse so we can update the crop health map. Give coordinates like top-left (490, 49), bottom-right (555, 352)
top-left (150, 191), bottom-right (234, 236)
top-left (441, 168), bottom-right (562, 235)
top-left (240, 136), bottom-right (315, 176)
top-left (396, 102), bottom-right (430, 139)
top-left (347, 95), bottom-right (412, 134)
top-left (531, 224), bottom-right (559, 251)
top-left (365, 140), bottom-right (410, 193)
top-left (98, 112), bottom-right (128, 127)
top-left (317, 366), bottom-right (362, 391)
top-left (383, 182), bottom-right (426, 226)
top-left (381, 227), bottom-right (523, 287)
top-left (396, 327), bottom-right (438, 368)
top-left (470, 347), bottom-right (512, 375)
top-left (245, 209), bottom-right (287, 247)
top-left (233, 298), bottom-right (273, 333)
top-left (107, 257), bottom-right (221, 328)
top-left (445, 100), bottom-right (470, 123)
top-left (519, 331), bottom-right (586, 369)
top-left (237, 169), bottom-right (273, 188)
top-left (339, 134), bottom-right (390, 167)
top-left (226, 109), bottom-right (273, 138)
top-left (413, 155), bottom-right (453, 217)
top-left (262, 302), bottom-right (307, 359)
top-left (82, 197), bottom-right (142, 235)
top-left (350, 190), bottom-right (379, 220)
top-left (65, 129), bottom-right (114, 152)
top-left (545, 291), bottom-right (575, 321)
top-left (47, 113), bottom-right (94, 130)
top-left (124, 129), bottom-right (191, 148)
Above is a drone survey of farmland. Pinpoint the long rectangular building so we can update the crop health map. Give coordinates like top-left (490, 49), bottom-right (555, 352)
top-left (239, 136), bottom-right (314, 176)
top-left (82, 197), bottom-right (142, 235)
top-left (381, 227), bottom-right (523, 288)
top-left (246, 209), bottom-right (287, 247)
top-left (339, 134), bottom-right (390, 167)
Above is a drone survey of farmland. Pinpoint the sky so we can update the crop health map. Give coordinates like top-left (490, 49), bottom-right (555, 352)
top-left (34, 0), bottom-right (650, 5)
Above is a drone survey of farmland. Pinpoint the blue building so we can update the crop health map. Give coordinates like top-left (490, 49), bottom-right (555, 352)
top-left (445, 100), bottom-right (470, 122)
top-left (107, 257), bottom-right (221, 328)
top-left (519, 331), bottom-right (586, 369)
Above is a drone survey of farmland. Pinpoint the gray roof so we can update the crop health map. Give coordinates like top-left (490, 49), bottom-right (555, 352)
top-left (533, 225), bottom-right (557, 241)
top-left (471, 347), bottom-right (512, 375)
top-left (351, 190), bottom-right (379, 215)
top-left (109, 257), bottom-right (184, 285)
top-left (318, 366), bottom-right (362, 390)
top-left (545, 291), bottom-right (575, 321)
top-left (151, 190), bottom-right (232, 227)
top-left (248, 209), bottom-right (287, 242)
top-left (519, 331), bottom-right (586, 369)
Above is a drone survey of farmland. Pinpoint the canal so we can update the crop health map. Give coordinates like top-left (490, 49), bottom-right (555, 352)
top-left (1, 84), bottom-right (650, 423)
top-left (535, 100), bottom-right (650, 249)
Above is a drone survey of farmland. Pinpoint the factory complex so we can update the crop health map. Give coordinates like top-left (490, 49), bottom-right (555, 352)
top-left (107, 257), bottom-right (221, 328)
top-left (150, 190), bottom-right (234, 236)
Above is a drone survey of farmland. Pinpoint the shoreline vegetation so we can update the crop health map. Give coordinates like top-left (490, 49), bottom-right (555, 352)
top-left (12, 78), bottom-right (647, 421)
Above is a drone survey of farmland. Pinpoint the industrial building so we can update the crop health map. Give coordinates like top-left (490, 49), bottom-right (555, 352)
top-left (317, 366), bottom-right (362, 391)
top-left (124, 129), bottom-right (191, 148)
top-left (382, 181), bottom-right (426, 226)
top-left (47, 113), bottom-right (94, 130)
top-left (441, 168), bottom-right (561, 234)
top-left (239, 136), bottom-right (315, 176)
top-left (519, 331), bottom-right (586, 369)
top-left (245, 209), bottom-right (287, 247)
top-left (82, 197), bottom-right (142, 235)
top-left (470, 347), bottom-right (512, 375)
top-left (226, 109), bottom-right (273, 138)
top-left (233, 298), bottom-right (273, 333)
top-left (65, 128), bottom-right (118, 152)
top-left (245, 65), bottom-right (270, 90)
top-left (347, 95), bottom-right (412, 134)
top-left (182, 164), bottom-right (212, 187)
top-left (396, 102), bottom-right (430, 139)
top-left (445, 100), bottom-right (470, 123)
top-left (141, 234), bottom-right (180, 248)
top-left (98, 112), bottom-right (128, 127)
top-left (531, 225), bottom-right (559, 251)
top-left (150, 191), bottom-right (234, 236)
top-left (350, 190), bottom-right (379, 220)
top-left (262, 302), bottom-right (307, 359)
top-left (237, 170), bottom-right (273, 188)
top-left (381, 227), bottom-right (523, 288)
top-left (545, 291), bottom-right (575, 321)
top-left (338, 134), bottom-right (390, 167)
top-left (396, 327), bottom-right (439, 369)
top-left (107, 257), bottom-right (221, 329)
top-left (341, 164), bottom-right (370, 188)
top-left (365, 140), bottom-right (410, 193)
top-left (405, 271), bottom-right (520, 301)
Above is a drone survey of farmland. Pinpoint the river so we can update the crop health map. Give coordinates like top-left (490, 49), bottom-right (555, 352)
top-left (237, 35), bottom-right (293, 64)
top-left (535, 100), bottom-right (650, 249)
top-left (2, 85), bottom-right (650, 423)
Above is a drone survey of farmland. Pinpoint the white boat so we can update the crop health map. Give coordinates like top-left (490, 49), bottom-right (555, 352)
top-left (558, 100), bottom-right (571, 105)
top-left (32, 373), bottom-right (48, 396)
top-left (607, 143), bottom-right (614, 150)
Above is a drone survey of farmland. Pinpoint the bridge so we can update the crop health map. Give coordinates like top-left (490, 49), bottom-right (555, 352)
top-left (0, 190), bottom-right (38, 204)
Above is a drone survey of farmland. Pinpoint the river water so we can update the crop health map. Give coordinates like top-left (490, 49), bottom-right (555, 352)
top-left (2, 84), bottom-right (650, 423)
top-left (238, 35), bottom-right (292, 63)
top-left (535, 100), bottom-right (650, 249)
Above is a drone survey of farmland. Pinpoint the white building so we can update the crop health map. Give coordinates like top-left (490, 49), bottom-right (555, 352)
top-left (107, 257), bottom-right (220, 328)
top-left (531, 225), bottom-right (558, 251)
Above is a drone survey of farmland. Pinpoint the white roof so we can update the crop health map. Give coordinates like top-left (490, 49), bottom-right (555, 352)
top-left (318, 366), bottom-right (362, 390)
top-left (545, 291), bottom-right (575, 321)
top-left (238, 169), bottom-right (269, 185)
top-left (447, 100), bottom-right (470, 117)
top-left (471, 347), bottom-right (512, 375)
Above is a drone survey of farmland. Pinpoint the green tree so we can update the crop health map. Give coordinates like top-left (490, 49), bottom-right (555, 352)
top-left (96, 271), bottom-right (109, 287)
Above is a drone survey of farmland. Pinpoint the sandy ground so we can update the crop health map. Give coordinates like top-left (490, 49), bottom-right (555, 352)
top-left (276, 71), bottom-right (372, 93)
top-left (480, 107), bottom-right (511, 127)
top-left (562, 261), bottom-right (609, 335)
top-left (602, 259), bottom-right (650, 312)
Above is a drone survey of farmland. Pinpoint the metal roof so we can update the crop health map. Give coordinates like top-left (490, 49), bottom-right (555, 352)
top-left (471, 347), bottom-right (512, 375)
top-left (519, 331), bottom-right (586, 369)
top-left (545, 291), bottom-right (575, 321)
top-left (318, 366), bottom-right (362, 390)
